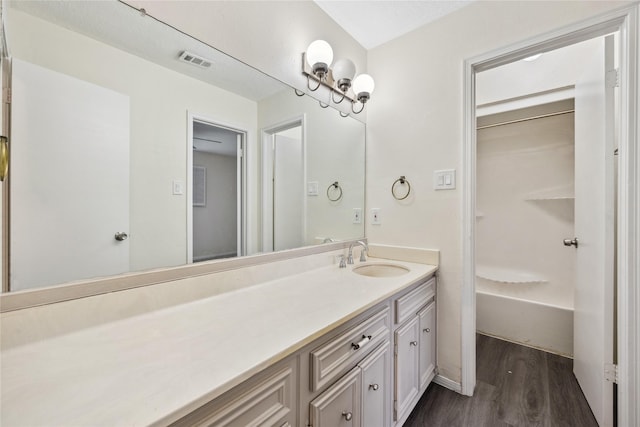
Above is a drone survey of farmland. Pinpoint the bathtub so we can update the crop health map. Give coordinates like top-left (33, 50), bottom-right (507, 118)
top-left (476, 290), bottom-right (574, 356)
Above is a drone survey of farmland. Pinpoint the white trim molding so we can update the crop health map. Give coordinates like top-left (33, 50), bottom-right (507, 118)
top-left (433, 374), bottom-right (462, 394)
top-left (462, 5), bottom-right (639, 425)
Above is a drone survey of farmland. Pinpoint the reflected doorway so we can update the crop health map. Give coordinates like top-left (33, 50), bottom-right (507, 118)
top-left (261, 117), bottom-right (306, 252)
top-left (188, 115), bottom-right (245, 262)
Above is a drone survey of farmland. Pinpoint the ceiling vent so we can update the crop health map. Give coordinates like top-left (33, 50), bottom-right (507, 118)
top-left (179, 51), bottom-right (212, 69)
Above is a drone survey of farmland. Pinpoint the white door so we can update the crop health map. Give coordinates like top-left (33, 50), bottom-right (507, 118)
top-left (273, 130), bottom-right (304, 251)
top-left (573, 35), bottom-right (615, 426)
top-left (10, 59), bottom-right (129, 291)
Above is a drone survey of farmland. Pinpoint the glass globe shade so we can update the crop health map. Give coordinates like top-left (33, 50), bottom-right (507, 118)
top-left (306, 40), bottom-right (333, 68)
top-left (332, 59), bottom-right (356, 83)
top-left (352, 74), bottom-right (375, 96)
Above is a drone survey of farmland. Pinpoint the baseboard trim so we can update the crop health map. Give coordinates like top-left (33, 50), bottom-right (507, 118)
top-left (433, 374), bottom-right (462, 393)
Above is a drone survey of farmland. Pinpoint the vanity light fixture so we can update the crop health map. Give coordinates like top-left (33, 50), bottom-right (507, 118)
top-left (301, 40), bottom-right (374, 115)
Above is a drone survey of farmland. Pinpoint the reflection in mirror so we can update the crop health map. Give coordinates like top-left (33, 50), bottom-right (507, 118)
top-left (1, 0), bottom-right (365, 292)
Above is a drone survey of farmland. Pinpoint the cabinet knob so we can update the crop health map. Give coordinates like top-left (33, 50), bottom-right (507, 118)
top-left (342, 411), bottom-right (353, 421)
top-left (423, 328), bottom-right (431, 333)
top-left (369, 383), bottom-right (379, 391)
top-left (114, 232), bottom-right (128, 241)
top-left (410, 340), bottom-right (418, 346)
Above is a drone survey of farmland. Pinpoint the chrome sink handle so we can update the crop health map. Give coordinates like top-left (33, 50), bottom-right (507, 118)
top-left (338, 255), bottom-right (346, 268)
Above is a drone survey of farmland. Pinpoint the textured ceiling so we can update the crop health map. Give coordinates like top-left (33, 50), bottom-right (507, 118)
top-left (314, 0), bottom-right (473, 50)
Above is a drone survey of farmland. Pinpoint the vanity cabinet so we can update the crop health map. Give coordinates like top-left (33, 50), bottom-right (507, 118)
top-left (310, 341), bottom-right (391, 427)
top-left (393, 276), bottom-right (437, 425)
top-left (172, 273), bottom-right (435, 427)
top-left (170, 358), bottom-right (297, 427)
top-left (394, 316), bottom-right (420, 422)
top-left (418, 301), bottom-right (436, 390)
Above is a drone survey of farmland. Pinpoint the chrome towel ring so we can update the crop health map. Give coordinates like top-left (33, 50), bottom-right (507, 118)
top-left (392, 176), bottom-right (411, 200)
top-left (327, 181), bottom-right (343, 201)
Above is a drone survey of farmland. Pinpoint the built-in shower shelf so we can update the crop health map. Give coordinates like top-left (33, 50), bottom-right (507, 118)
top-left (524, 185), bottom-right (574, 201)
top-left (476, 266), bottom-right (548, 284)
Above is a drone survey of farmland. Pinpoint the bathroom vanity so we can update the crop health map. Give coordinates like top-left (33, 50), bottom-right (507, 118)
top-left (175, 274), bottom-right (437, 427)
top-left (0, 245), bottom-right (438, 427)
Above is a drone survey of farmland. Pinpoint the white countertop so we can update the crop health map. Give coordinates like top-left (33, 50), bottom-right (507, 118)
top-left (1, 258), bottom-right (436, 426)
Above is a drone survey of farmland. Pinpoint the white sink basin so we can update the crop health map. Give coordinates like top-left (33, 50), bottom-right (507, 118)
top-left (352, 263), bottom-right (410, 278)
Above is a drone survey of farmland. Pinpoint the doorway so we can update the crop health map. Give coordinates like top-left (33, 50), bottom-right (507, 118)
top-left (461, 6), bottom-right (639, 427)
top-left (474, 33), bottom-right (616, 426)
top-left (261, 117), bottom-right (306, 252)
top-left (187, 115), bottom-right (245, 262)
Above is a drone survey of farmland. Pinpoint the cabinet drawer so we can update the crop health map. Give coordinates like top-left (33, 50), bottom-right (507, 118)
top-left (310, 306), bottom-right (390, 392)
top-left (173, 360), bottom-right (296, 427)
top-left (395, 277), bottom-right (435, 325)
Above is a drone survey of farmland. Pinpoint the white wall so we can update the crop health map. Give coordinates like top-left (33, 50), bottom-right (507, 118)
top-left (366, 0), bottom-right (629, 384)
top-left (477, 110), bottom-right (576, 308)
top-left (125, 0), bottom-right (368, 118)
top-left (258, 89), bottom-right (366, 245)
top-left (6, 9), bottom-right (257, 274)
top-left (193, 152), bottom-right (238, 260)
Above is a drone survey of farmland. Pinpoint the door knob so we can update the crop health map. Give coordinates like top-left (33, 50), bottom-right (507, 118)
top-left (563, 237), bottom-right (578, 248)
top-left (114, 232), bottom-right (128, 241)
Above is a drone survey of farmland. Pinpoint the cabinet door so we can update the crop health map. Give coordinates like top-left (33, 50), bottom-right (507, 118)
top-left (394, 316), bottom-right (419, 422)
top-left (359, 342), bottom-right (391, 427)
top-left (310, 367), bottom-right (361, 427)
top-left (418, 302), bottom-right (436, 391)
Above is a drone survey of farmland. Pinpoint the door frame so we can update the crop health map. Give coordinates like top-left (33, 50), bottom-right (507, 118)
top-left (187, 111), bottom-right (248, 263)
top-left (260, 115), bottom-right (307, 252)
top-left (461, 4), bottom-right (639, 426)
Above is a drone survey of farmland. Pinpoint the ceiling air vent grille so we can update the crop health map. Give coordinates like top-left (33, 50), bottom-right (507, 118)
top-left (179, 51), bottom-right (212, 68)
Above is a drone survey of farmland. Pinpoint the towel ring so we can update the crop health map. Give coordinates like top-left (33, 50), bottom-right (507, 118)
top-left (392, 176), bottom-right (411, 200)
top-left (327, 181), bottom-right (343, 202)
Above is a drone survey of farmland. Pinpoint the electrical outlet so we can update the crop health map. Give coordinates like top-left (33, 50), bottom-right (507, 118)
top-left (371, 208), bottom-right (381, 225)
top-left (353, 208), bottom-right (362, 224)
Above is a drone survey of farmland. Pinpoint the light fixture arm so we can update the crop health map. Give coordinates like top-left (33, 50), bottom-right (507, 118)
top-left (306, 74), bottom-right (322, 91)
top-left (331, 90), bottom-right (347, 104)
top-left (351, 101), bottom-right (366, 114)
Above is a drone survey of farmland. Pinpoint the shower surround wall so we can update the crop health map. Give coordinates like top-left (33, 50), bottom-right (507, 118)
top-left (476, 103), bottom-right (575, 355)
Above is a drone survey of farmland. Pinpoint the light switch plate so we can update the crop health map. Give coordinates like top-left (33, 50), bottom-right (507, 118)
top-left (434, 169), bottom-right (456, 190)
top-left (173, 180), bottom-right (184, 195)
top-left (307, 181), bottom-right (319, 196)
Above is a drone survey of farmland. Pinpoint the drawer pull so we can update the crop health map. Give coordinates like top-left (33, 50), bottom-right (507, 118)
top-left (369, 383), bottom-right (379, 391)
top-left (352, 335), bottom-right (372, 350)
top-left (342, 411), bottom-right (353, 421)
top-left (423, 328), bottom-right (431, 333)
top-left (410, 340), bottom-right (418, 346)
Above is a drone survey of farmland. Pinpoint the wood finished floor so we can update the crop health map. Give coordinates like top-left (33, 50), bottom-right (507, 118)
top-left (403, 334), bottom-right (598, 427)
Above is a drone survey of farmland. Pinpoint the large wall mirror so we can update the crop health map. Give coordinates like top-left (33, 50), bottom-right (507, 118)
top-left (0, 0), bottom-right (365, 292)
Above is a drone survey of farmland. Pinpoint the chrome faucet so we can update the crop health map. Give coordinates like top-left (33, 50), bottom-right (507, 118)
top-left (348, 240), bottom-right (368, 264)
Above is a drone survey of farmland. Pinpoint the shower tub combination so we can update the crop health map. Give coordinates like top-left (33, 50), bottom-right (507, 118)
top-left (475, 266), bottom-right (573, 356)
